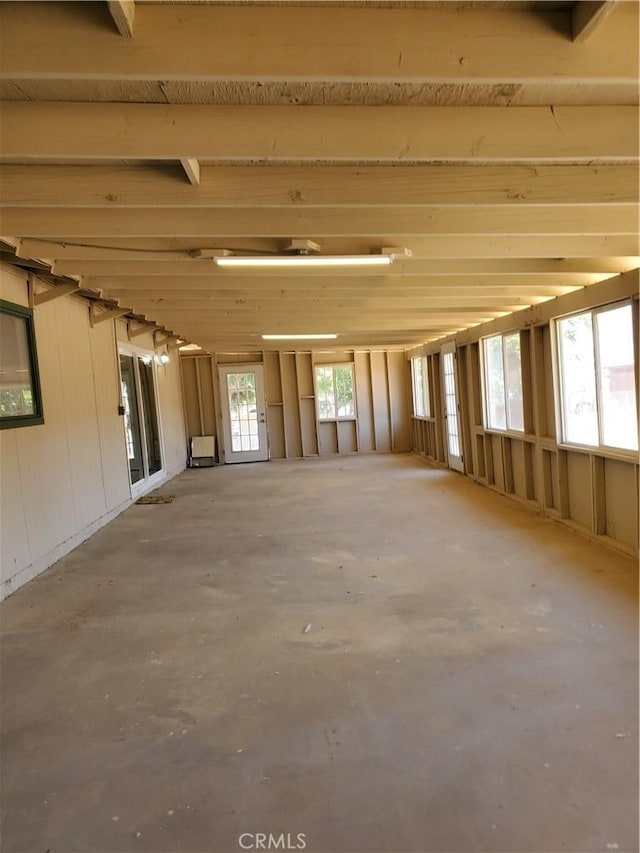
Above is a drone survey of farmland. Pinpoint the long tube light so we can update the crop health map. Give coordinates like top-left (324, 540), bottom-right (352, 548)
top-left (261, 334), bottom-right (338, 341)
top-left (214, 255), bottom-right (393, 268)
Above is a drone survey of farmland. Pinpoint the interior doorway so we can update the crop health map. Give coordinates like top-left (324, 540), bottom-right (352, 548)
top-left (119, 350), bottom-right (164, 491)
top-left (219, 364), bottom-right (269, 463)
top-left (440, 342), bottom-right (464, 472)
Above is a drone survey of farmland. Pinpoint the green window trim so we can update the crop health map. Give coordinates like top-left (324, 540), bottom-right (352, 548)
top-left (0, 299), bottom-right (44, 430)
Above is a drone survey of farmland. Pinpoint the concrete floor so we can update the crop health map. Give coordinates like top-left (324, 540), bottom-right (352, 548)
top-left (1, 454), bottom-right (638, 853)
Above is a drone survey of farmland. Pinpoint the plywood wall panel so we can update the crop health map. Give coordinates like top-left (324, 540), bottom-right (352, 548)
top-left (0, 430), bottom-right (31, 586)
top-left (337, 419), bottom-right (358, 454)
top-left (370, 351), bottom-right (391, 451)
top-left (511, 439), bottom-right (527, 499)
top-left (567, 452), bottom-right (592, 529)
top-left (54, 298), bottom-right (107, 531)
top-left (354, 351), bottom-right (375, 452)
top-left (89, 321), bottom-right (131, 509)
top-left (281, 353), bottom-right (303, 458)
top-left (604, 458), bottom-right (639, 548)
top-left (1, 261), bottom-right (187, 598)
top-left (181, 357), bottom-right (203, 437)
top-left (387, 350), bottom-right (411, 452)
top-left (318, 420), bottom-right (338, 455)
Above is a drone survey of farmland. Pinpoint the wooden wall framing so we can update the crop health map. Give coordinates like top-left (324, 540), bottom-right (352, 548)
top-left (180, 348), bottom-right (410, 462)
top-left (408, 270), bottom-right (640, 556)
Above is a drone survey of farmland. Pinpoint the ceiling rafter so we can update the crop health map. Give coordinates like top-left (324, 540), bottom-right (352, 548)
top-left (0, 0), bottom-right (637, 352)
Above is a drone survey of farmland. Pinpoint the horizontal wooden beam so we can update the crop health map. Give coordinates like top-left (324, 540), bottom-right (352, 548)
top-left (47, 258), bottom-right (628, 281)
top-left (91, 274), bottom-right (590, 292)
top-left (101, 288), bottom-right (581, 306)
top-left (1, 103), bottom-right (636, 162)
top-left (1, 4), bottom-right (635, 82)
top-left (2, 164), bottom-right (636, 207)
top-left (99, 296), bottom-right (535, 311)
top-left (3, 205), bottom-right (635, 238)
top-left (15, 236), bottom-right (639, 261)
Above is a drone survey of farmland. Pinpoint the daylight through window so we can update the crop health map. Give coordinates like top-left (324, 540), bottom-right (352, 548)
top-left (557, 302), bottom-right (638, 451)
top-left (411, 356), bottom-right (431, 418)
top-left (315, 365), bottom-right (355, 420)
top-left (483, 332), bottom-right (524, 432)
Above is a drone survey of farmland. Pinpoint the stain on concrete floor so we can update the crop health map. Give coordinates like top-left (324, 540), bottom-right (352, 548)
top-left (1, 454), bottom-right (638, 853)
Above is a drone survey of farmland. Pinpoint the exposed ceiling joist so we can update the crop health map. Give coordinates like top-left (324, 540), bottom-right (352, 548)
top-left (2, 164), bottom-right (636, 207)
top-left (13, 235), bottom-right (639, 261)
top-left (107, 0), bottom-right (135, 38)
top-left (46, 258), bottom-right (633, 279)
top-left (1, 103), bottom-right (636, 162)
top-left (3, 204), bottom-right (635, 238)
top-left (1, 3), bottom-right (635, 83)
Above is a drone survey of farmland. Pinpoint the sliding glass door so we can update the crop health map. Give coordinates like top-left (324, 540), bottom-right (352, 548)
top-left (119, 351), bottom-right (163, 489)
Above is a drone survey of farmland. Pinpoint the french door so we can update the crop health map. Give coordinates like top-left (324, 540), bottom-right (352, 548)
top-left (219, 364), bottom-right (269, 463)
top-left (119, 350), bottom-right (164, 490)
top-left (440, 342), bottom-right (464, 472)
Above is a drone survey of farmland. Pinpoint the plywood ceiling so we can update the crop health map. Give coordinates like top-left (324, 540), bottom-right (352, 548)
top-left (0, 0), bottom-right (637, 351)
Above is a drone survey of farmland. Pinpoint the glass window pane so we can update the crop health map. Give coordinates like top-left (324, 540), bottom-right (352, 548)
top-left (504, 333), bottom-right (524, 432)
top-left (422, 358), bottom-right (431, 418)
top-left (119, 354), bottom-right (144, 484)
top-left (558, 312), bottom-right (598, 446)
top-left (0, 310), bottom-right (37, 419)
top-left (138, 358), bottom-right (162, 475)
top-left (335, 366), bottom-right (354, 417)
top-left (596, 304), bottom-right (638, 451)
top-left (412, 358), bottom-right (425, 417)
top-left (315, 366), bottom-right (336, 419)
top-left (484, 335), bottom-right (506, 430)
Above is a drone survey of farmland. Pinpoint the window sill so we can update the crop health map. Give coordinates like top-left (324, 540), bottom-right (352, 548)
top-left (318, 417), bottom-right (357, 423)
top-left (412, 415), bottom-right (434, 422)
top-left (556, 442), bottom-right (639, 464)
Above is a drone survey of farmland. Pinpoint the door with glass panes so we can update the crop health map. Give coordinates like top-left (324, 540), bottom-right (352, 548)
top-left (119, 352), bottom-right (163, 488)
top-left (440, 342), bottom-right (464, 472)
top-left (219, 364), bottom-right (269, 463)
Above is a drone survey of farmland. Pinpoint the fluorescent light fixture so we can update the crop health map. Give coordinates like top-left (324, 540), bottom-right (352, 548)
top-left (261, 334), bottom-right (338, 341)
top-left (215, 255), bottom-right (392, 268)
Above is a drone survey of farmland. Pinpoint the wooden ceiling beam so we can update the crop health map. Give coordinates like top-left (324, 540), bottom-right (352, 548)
top-left (97, 296), bottom-right (542, 310)
top-left (1, 103), bottom-right (636, 162)
top-left (3, 204), bottom-right (635, 238)
top-left (88, 274), bottom-right (591, 291)
top-left (1, 4), bottom-right (635, 82)
top-left (2, 164), bottom-right (636, 207)
top-left (47, 258), bottom-right (632, 280)
top-left (14, 236), bottom-right (638, 261)
top-left (99, 287), bottom-right (581, 303)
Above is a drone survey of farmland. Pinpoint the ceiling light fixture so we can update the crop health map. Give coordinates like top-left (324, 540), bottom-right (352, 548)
top-left (261, 334), bottom-right (338, 341)
top-left (215, 255), bottom-right (393, 268)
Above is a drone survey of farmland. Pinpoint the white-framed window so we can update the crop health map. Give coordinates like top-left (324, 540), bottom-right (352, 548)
top-left (482, 331), bottom-right (524, 432)
top-left (411, 356), bottom-right (431, 418)
top-left (315, 364), bottom-right (355, 420)
top-left (556, 300), bottom-right (638, 452)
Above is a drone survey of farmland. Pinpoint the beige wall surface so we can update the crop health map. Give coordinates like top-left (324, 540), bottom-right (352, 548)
top-left (0, 263), bottom-right (186, 599)
top-left (408, 270), bottom-right (640, 555)
top-left (181, 347), bottom-right (411, 461)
